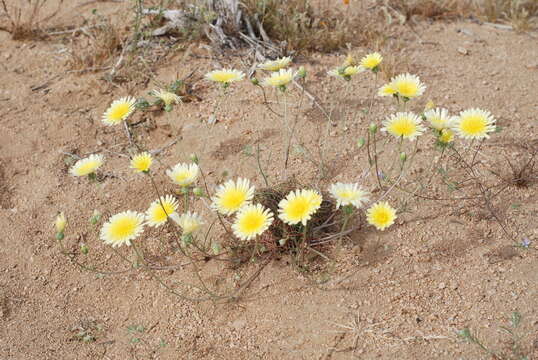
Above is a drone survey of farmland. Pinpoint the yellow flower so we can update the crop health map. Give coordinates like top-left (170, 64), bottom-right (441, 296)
top-left (360, 52), bottom-right (382, 70)
top-left (152, 89), bottom-right (181, 106)
top-left (55, 212), bottom-right (67, 233)
top-left (69, 154), bottom-right (104, 177)
top-left (145, 195), bottom-right (179, 227)
top-left (232, 204), bottom-right (274, 241)
top-left (170, 211), bottom-right (204, 235)
top-left (205, 69), bottom-right (245, 84)
top-left (166, 163), bottom-right (199, 187)
top-left (100, 211), bottom-right (145, 247)
top-left (258, 56), bottom-right (292, 71)
top-left (211, 178), bottom-right (255, 215)
top-left (130, 152), bottom-right (152, 173)
top-left (439, 129), bottom-right (454, 143)
top-left (278, 189), bottom-right (322, 226)
top-left (366, 202), bottom-right (396, 231)
top-left (102, 97), bottom-right (136, 126)
top-left (328, 66), bottom-right (363, 80)
top-left (329, 183), bottom-right (369, 209)
top-left (390, 73), bottom-right (426, 99)
top-left (262, 69), bottom-right (295, 88)
top-left (382, 112), bottom-right (425, 140)
top-left (425, 108), bottom-right (455, 130)
top-left (453, 108), bottom-right (496, 140)
top-left (378, 83), bottom-right (397, 97)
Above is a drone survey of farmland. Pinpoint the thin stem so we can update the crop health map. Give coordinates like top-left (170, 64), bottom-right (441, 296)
top-left (372, 131), bottom-right (383, 190)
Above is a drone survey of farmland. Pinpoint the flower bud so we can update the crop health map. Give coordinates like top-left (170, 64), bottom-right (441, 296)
top-left (193, 187), bottom-right (204, 197)
top-left (424, 99), bottom-right (435, 111)
top-left (399, 152), bottom-right (407, 163)
top-left (356, 138), bottom-right (366, 148)
top-left (250, 77), bottom-right (259, 86)
top-left (55, 212), bottom-right (67, 233)
top-left (80, 244), bottom-right (89, 255)
top-left (297, 66), bottom-right (307, 78)
top-left (368, 123), bottom-right (378, 134)
top-left (189, 153), bottom-right (199, 164)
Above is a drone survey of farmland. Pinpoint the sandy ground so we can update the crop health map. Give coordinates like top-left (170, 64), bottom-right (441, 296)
top-left (1, 1), bottom-right (538, 359)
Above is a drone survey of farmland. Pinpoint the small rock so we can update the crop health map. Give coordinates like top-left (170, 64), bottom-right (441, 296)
top-left (457, 47), bottom-right (469, 55)
top-left (438, 282), bottom-right (446, 290)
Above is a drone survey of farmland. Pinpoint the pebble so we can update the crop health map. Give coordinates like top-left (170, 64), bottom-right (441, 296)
top-left (438, 282), bottom-right (446, 290)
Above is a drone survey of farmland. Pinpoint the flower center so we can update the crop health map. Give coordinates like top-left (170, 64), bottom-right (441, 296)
top-left (390, 118), bottom-right (416, 137)
top-left (373, 210), bottom-right (389, 225)
top-left (241, 212), bottom-right (264, 233)
top-left (221, 189), bottom-right (247, 210)
top-left (110, 217), bottom-right (136, 239)
top-left (460, 115), bottom-right (486, 135)
top-left (397, 81), bottom-right (418, 97)
top-left (287, 198), bottom-right (310, 220)
top-left (110, 103), bottom-right (130, 120)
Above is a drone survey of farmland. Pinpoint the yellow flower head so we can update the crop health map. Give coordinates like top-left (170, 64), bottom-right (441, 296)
top-left (205, 69), bottom-right (245, 84)
top-left (55, 212), bottom-right (67, 233)
top-left (258, 56), bottom-right (292, 71)
top-left (211, 178), bottom-right (255, 215)
top-left (453, 108), bottom-right (496, 140)
top-left (102, 97), bottom-right (136, 126)
top-left (152, 89), bottom-right (181, 106)
top-left (360, 52), bottom-right (383, 70)
top-left (170, 211), bottom-right (204, 235)
top-left (69, 154), bottom-right (104, 177)
top-left (425, 108), bottom-right (455, 130)
top-left (232, 204), bottom-right (274, 241)
top-left (262, 69), bottom-right (295, 88)
top-left (382, 112), bottom-right (425, 140)
top-left (166, 162), bottom-right (199, 187)
top-left (329, 183), bottom-right (369, 209)
top-left (378, 83), bottom-right (397, 97)
top-left (390, 73), bottom-right (426, 99)
top-left (130, 152), bottom-right (153, 173)
top-left (366, 202), bottom-right (397, 231)
top-left (145, 195), bottom-right (179, 227)
top-left (278, 189), bottom-right (322, 226)
top-left (439, 129), bottom-right (454, 144)
top-left (100, 211), bottom-right (145, 247)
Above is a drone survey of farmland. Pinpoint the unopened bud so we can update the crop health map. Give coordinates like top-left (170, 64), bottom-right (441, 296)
top-left (400, 152), bottom-right (407, 162)
top-left (250, 77), bottom-right (259, 86)
top-left (55, 212), bottom-right (67, 233)
top-left (297, 66), bottom-right (307, 78)
top-left (424, 99), bottom-right (435, 111)
top-left (80, 244), bottom-right (89, 255)
top-left (193, 187), bottom-right (204, 197)
top-left (189, 153), bottom-right (199, 164)
top-left (356, 138), bottom-right (366, 148)
top-left (369, 123), bottom-right (378, 134)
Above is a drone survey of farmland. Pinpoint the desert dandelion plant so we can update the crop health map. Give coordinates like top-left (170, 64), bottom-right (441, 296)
top-left (205, 69), bottom-right (245, 86)
top-left (102, 96), bottom-right (136, 126)
top-left (171, 212), bottom-right (204, 235)
top-left (453, 108), bottom-right (496, 139)
top-left (366, 202), bottom-right (397, 231)
top-left (130, 152), bottom-right (153, 173)
top-left (382, 112), bottom-right (426, 140)
top-left (145, 195), bottom-right (179, 227)
top-left (425, 108), bottom-right (455, 131)
top-left (232, 204), bottom-right (274, 241)
top-left (211, 178), bottom-right (255, 215)
top-left (360, 52), bottom-right (383, 72)
top-left (69, 154), bottom-right (104, 177)
top-left (262, 69), bottom-right (295, 90)
top-left (278, 189), bottom-right (322, 226)
top-left (389, 73), bottom-right (426, 100)
top-left (329, 183), bottom-right (369, 209)
top-left (100, 211), bottom-right (145, 247)
top-left (258, 56), bottom-right (292, 71)
top-left (166, 163), bottom-right (199, 187)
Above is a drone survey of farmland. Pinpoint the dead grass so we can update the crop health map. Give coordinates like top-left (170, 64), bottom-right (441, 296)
top-left (66, 14), bottom-right (122, 72)
top-left (0, 0), bottom-right (64, 40)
